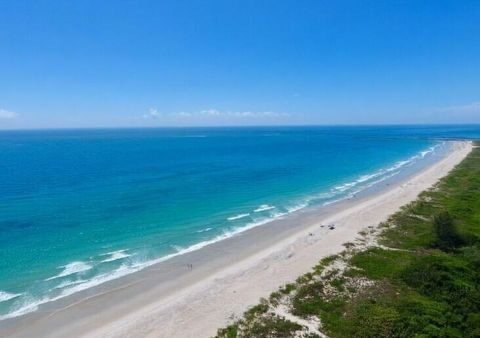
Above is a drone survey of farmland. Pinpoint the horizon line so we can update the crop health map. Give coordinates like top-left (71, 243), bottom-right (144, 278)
top-left (1, 122), bottom-right (480, 132)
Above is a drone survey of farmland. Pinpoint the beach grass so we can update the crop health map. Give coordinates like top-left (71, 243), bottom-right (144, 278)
top-left (216, 141), bottom-right (480, 337)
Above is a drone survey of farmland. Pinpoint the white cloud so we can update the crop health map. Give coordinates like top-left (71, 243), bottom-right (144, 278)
top-left (200, 109), bottom-right (221, 116)
top-left (0, 109), bottom-right (18, 119)
top-left (142, 108), bottom-right (161, 119)
top-left (435, 102), bottom-right (480, 115)
top-left (174, 111), bottom-right (193, 117)
top-left (143, 108), bottom-right (289, 121)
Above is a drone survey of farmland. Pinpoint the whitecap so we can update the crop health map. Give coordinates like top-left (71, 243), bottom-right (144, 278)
top-left (100, 250), bottom-right (131, 263)
top-left (389, 160), bottom-right (412, 171)
top-left (333, 181), bottom-right (357, 192)
top-left (253, 204), bottom-right (275, 212)
top-left (0, 291), bottom-right (22, 303)
top-left (286, 203), bottom-right (308, 213)
top-left (196, 227), bottom-right (212, 233)
top-left (44, 261), bottom-right (93, 281)
top-left (356, 170), bottom-right (384, 183)
top-left (420, 144), bottom-right (439, 158)
top-left (227, 213), bottom-right (250, 221)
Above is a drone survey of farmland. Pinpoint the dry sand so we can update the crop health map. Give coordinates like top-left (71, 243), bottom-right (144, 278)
top-left (2, 141), bottom-right (472, 338)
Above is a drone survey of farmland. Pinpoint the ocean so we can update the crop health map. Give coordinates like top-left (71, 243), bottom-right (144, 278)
top-left (0, 125), bottom-right (478, 319)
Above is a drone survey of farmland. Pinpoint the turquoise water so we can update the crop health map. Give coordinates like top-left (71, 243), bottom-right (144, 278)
top-left (0, 125), bottom-right (477, 319)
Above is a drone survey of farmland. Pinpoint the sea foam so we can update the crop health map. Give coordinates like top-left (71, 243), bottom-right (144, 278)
top-left (227, 213), bottom-right (250, 221)
top-left (196, 227), bottom-right (213, 233)
top-left (254, 204), bottom-right (276, 212)
top-left (0, 291), bottom-right (22, 303)
top-left (330, 144), bottom-right (439, 197)
top-left (100, 250), bottom-right (131, 263)
top-left (44, 261), bottom-right (93, 281)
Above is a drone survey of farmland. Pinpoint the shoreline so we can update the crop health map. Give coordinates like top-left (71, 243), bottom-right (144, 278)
top-left (1, 141), bottom-right (472, 338)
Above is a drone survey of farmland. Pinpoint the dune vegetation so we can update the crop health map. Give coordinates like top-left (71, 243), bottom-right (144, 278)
top-left (216, 141), bottom-right (480, 338)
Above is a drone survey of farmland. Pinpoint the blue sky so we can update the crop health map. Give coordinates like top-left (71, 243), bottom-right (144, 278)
top-left (0, 0), bottom-right (479, 129)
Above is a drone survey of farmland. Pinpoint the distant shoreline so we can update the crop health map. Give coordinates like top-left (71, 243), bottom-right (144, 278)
top-left (1, 141), bottom-right (472, 338)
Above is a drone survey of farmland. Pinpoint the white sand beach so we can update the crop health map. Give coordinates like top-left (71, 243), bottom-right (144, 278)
top-left (2, 141), bottom-right (472, 338)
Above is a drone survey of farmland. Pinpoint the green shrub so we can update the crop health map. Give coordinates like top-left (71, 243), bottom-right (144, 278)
top-left (216, 324), bottom-right (238, 338)
top-left (432, 212), bottom-right (464, 251)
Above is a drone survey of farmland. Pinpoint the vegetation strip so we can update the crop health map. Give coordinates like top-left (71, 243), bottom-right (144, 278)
top-left (216, 141), bottom-right (480, 338)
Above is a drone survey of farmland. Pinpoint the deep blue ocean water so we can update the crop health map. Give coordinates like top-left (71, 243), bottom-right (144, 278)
top-left (0, 125), bottom-right (479, 319)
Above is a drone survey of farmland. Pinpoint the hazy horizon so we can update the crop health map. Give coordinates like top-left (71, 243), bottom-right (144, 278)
top-left (3, 123), bottom-right (480, 134)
